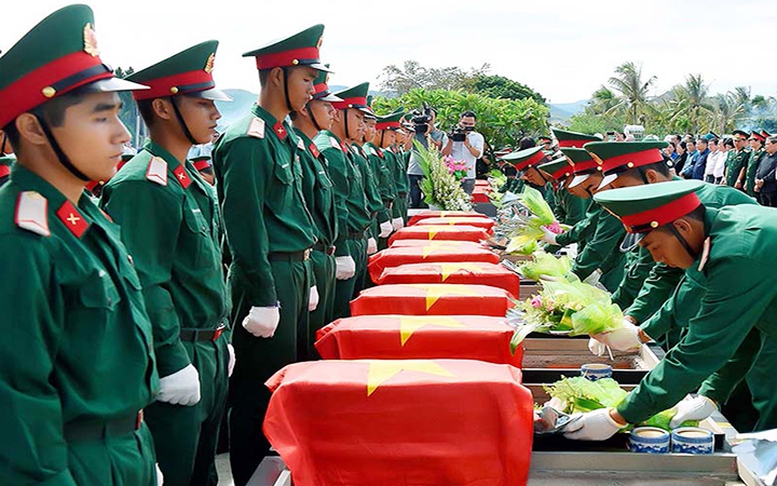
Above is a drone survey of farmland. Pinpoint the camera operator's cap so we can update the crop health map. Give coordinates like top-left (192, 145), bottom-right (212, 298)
top-left (732, 130), bottom-right (750, 140)
top-left (192, 155), bottom-right (213, 172)
top-left (584, 141), bottom-right (667, 190)
top-left (500, 146), bottom-right (548, 172)
top-left (375, 111), bottom-right (403, 131)
top-left (551, 128), bottom-right (602, 148)
top-left (594, 180), bottom-right (703, 236)
top-left (332, 82), bottom-right (373, 114)
top-left (126, 40), bottom-right (231, 102)
top-left (538, 156), bottom-right (573, 181)
top-left (0, 4), bottom-right (149, 129)
top-left (751, 131), bottom-right (766, 142)
top-left (560, 147), bottom-right (600, 188)
top-left (243, 24), bottom-right (332, 72)
top-left (311, 64), bottom-right (342, 102)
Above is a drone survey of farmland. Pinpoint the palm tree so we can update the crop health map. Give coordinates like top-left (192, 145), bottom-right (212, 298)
top-left (669, 74), bottom-right (713, 133)
top-left (606, 61), bottom-right (657, 124)
top-left (588, 86), bottom-right (618, 115)
top-left (712, 93), bottom-right (746, 134)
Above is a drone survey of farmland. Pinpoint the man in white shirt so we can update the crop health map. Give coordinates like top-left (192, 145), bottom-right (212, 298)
top-left (442, 110), bottom-right (484, 194)
top-left (704, 138), bottom-right (723, 184)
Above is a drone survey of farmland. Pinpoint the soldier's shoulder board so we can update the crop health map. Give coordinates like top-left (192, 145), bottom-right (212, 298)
top-left (146, 157), bottom-right (168, 186)
top-left (15, 191), bottom-right (51, 237)
top-left (247, 117), bottom-right (266, 139)
top-left (329, 136), bottom-right (341, 151)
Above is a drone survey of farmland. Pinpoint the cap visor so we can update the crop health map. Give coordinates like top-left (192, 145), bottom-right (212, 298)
top-left (189, 88), bottom-right (233, 102)
top-left (620, 232), bottom-right (645, 252)
top-left (82, 77), bottom-right (149, 93)
top-left (568, 174), bottom-right (590, 188)
top-left (310, 62), bottom-right (334, 73)
top-left (313, 93), bottom-right (343, 102)
top-left (598, 173), bottom-right (618, 190)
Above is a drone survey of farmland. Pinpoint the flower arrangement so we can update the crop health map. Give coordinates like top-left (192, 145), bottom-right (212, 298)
top-left (504, 186), bottom-right (566, 255)
top-left (415, 140), bottom-right (473, 211)
top-left (443, 155), bottom-right (468, 181)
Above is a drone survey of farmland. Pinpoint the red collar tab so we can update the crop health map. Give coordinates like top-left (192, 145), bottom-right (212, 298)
top-left (620, 192), bottom-right (702, 233)
top-left (193, 159), bottom-right (211, 171)
top-left (340, 140), bottom-right (349, 152)
top-left (254, 46), bottom-right (320, 70)
top-left (132, 69), bottom-right (215, 100)
top-left (57, 200), bottom-right (90, 238)
top-left (273, 122), bottom-right (288, 140)
top-left (377, 148), bottom-right (385, 158)
top-left (173, 165), bottom-right (192, 189)
top-left (601, 148), bottom-right (664, 175)
top-left (0, 50), bottom-right (114, 128)
top-left (332, 97), bottom-right (368, 110)
top-left (0, 165), bottom-right (10, 179)
top-left (309, 142), bottom-right (320, 158)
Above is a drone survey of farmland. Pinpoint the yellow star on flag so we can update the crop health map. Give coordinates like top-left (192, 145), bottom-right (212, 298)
top-left (398, 316), bottom-right (466, 346)
top-left (423, 225), bottom-right (451, 240)
top-left (421, 240), bottom-right (463, 258)
top-left (437, 262), bottom-right (483, 282)
top-left (366, 360), bottom-right (455, 396)
top-left (410, 284), bottom-right (480, 311)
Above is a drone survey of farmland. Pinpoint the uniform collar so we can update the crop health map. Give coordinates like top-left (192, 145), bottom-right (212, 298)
top-left (292, 127), bottom-right (320, 158)
top-left (143, 140), bottom-right (193, 190)
top-left (251, 103), bottom-right (292, 142)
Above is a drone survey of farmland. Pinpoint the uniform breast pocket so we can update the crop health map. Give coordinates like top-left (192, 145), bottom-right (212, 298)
top-left (183, 206), bottom-right (215, 267)
top-left (268, 163), bottom-right (295, 211)
top-left (78, 269), bottom-right (121, 311)
top-left (316, 169), bottom-right (333, 191)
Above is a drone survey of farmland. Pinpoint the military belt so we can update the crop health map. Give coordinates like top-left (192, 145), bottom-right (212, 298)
top-left (268, 248), bottom-right (312, 262)
top-left (180, 324), bottom-right (226, 342)
top-left (64, 411), bottom-right (143, 442)
top-left (346, 230), bottom-right (365, 240)
top-left (312, 242), bottom-right (336, 256)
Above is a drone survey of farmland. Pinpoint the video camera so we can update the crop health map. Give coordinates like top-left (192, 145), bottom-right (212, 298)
top-left (450, 125), bottom-right (474, 142)
top-left (408, 103), bottom-right (434, 136)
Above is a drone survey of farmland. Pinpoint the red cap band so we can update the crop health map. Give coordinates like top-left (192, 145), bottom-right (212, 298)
top-left (510, 150), bottom-right (546, 171)
top-left (550, 166), bottom-right (572, 181)
top-left (254, 47), bottom-right (320, 70)
top-left (376, 121), bottom-right (401, 130)
top-left (132, 69), bottom-right (214, 100)
top-left (313, 82), bottom-right (329, 94)
top-left (571, 158), bottom-right (599, 174)
top-left (558, 139), bottom-right (595, 148)
top-left (332, 96), bottom-right (368, 110)
top-left (620, 192), bottom-right (701, 233)
top-left (0, 50), bottom-right (113, 128)
top-left (600, 149), bottom-right (664, 174)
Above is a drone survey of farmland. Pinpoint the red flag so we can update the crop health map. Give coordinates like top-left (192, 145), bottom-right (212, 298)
top-left (389, 239), bottom-right (487, 250)
top-left (368, 243), bottom-right (499, 283)
top-left (375, 261), bottom-right (519, 296)
top-left (415, 216), bottom-right (495, 233)
top-left (472, 188), bottom-right (491, 203)
top-left (315, 315), bottom-right (524, 367)
top-left (388, 224), bottom-right (489, 246)
top-left (407, 210), bottom-right (486, 226)
top-left (351, 283), bottom-right (515, 317)
top-left (264, 359), bottom-right (534, 486)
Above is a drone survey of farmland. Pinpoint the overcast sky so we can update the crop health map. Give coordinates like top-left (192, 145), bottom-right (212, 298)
top-left (4, 0), bottom-right (776, 104)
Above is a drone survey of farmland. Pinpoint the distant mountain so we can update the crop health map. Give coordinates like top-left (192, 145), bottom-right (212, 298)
top-left (549, 99), bottom-right (589, 122)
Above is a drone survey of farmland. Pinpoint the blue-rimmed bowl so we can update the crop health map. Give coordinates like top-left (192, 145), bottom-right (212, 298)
top-left (671, 427), bottom-right (714, 454)
top-left (580, 363), bottom-right (613, 381)
top-left (629, 427), bottom-right (670, 454)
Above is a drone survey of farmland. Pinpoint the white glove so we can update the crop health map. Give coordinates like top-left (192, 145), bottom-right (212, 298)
top-left (308, 286), bottom-right (319, 312)
top-left (242, 305), bottom-right (280, 338)
top-left (335, 256), bottom-right (356, 280)
top-left (392, 217), bottom-right (404, 231)
top-left (588, 337), bottom-right (608, 357)
top-left (583, 268), bottom-right (602, 287)
top-left (155, 463), bottom-right (164, 486)
top-left (227, 343), bottom-right (235, 378)
top-left (669, 396), bottom-right (717, 428)
top-left (592, 320), bottom-right (642, 352)
top-left (367, 237), bottom-right (378, 255)
top-left (540, 226), bottom-right (558, 245)
top-left (564, 408), bottom-right (625, 441)
top-left (157, 364), bottom-right (201, 406)
top-left (379, 220), bottom-right (393, 238)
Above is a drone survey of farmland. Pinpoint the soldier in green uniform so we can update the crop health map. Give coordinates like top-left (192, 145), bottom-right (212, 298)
top-left (0, 130), bottom-right (15, 187)
top-left (290, 68), bottom-right (341, 351)
top-left (743, 131), bottom-right (766, 199)
top-left (0, 5), bottom-right (160, 484)
top-left (542, 147), bottom-right (625, 291)
top-left (371, 112), bottom-right (404, 245)
top-left (567, 180), bottom-right (777, 440)
top-left (725, 130), bottom-right (752, 190)
top-left (314, 84), bottom-right (372, 317)
top-left (535, 155), bottom-right (589, 227)
top-left (500, 145), bottom-right (552, 201)
top-left (211, 26), bottom-right (326, 485)
top-left (100, 41), bottom-right (232, 486)
top-left (393, 123), bottom-right (411, 225)
top-left (365, 112), bottom-right (398, 250)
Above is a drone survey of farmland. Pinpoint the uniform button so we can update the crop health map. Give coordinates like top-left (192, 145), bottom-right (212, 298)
top-left (128, 255), bottom-right (134, 265)
top-left (107, 297), bottom-right (113, 306)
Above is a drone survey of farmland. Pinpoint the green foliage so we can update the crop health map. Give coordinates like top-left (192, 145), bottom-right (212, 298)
top-left (373, 88), bottom-right (549, 149)
top-left (378, 60), bottom-right (491, 95)
top-left (466, 74), bottom-right (545, 103)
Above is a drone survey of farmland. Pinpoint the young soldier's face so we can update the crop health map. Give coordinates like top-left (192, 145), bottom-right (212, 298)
top-left (364, 119), bottom-right (377, 141)
top-left (639, 222), bottom-right (696, 269)
top-left (287, 66), bottom-right (318, 111)
top-left (177, 95), bottom-right (221, 144)
top-left (309, 100), bottom-right (335, 130)
top-left (380, 130), bottom-right (396, 148)
top-left (520, 167), bottom-right (545, 186)
top-left (347, 109), bottom-right (366, 140)
top-left (581, 172), bottom-right (604, 194)
top-left (52, 91), bottom-right (130, 182)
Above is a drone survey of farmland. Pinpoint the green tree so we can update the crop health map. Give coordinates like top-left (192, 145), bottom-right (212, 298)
top-left (669, 74), bottom-right (712, 133)
top-left (606, 61), bottom-right (656, 124)
top-left (465, 74), bottom-right (545, 103)
top-left (711, 92), bottom-right (747, 134)
top-left (378, 60), bottom-right (490, 95)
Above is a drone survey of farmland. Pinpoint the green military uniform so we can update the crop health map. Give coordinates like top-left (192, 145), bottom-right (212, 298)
top-left (596, 181), bottom-right (777, 432)
top-left (213, 26), bottom-right (326, 485)
top-left (745, 148), bottom-right (765, 197)
top-left (371, 111), bottom-right (404, 249)
top-left (553, 185), bottom-right (589, 226)
top-left (393, 144), bottom-right (411, 222)
top-left (539, 155), bottom-right (591, 253)
top-left (102, 40), bottom-right (232, 486)
top-left (725, 131), bottom-right (752, 189)
top-left (0, 6), bottom-right (158, 484)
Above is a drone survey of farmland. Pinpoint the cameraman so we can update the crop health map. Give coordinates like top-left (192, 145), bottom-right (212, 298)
top-left (407, 106), bottom-right (447, 208)
top-left (442, 110), bottom-right (484, 195)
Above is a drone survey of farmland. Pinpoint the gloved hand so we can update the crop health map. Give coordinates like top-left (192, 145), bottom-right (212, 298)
top-left (583, 268), bottom-right (603, 287)
top-left (669, 396), bottom-right (718, 428)
top-left (227, 344), bottom-right (235, 378)
top-left (308, 285), bottom-right (319, 312)
top-left (392, 217), bottom-right (404, 231)
top-left (591, 319), bottom-right (643, 352)
top-left (367, 237), bottom-right (378, 255)
top-left (157, 364), bottom-right (201, 406)
top-left (379, 220), bottom-right (393, 238)
top-left (564, 408), bottom-right (626, 441)
top-left (335, 256), bottom-right (356, 280)
top-left (155, 463), bottom-right (164, 486)
top-left (588, 337), bottom-right (607, 357)
top-left (540, 226), bottom-right (558, 245)
top-left (242, 305), bottom-right (280, 338)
